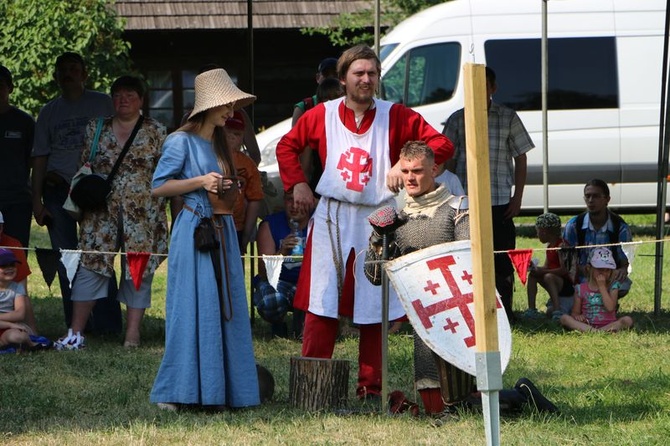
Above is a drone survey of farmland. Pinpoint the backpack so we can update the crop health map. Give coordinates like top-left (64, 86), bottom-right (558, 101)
top-left (302, 96), bottom-right (315, 111)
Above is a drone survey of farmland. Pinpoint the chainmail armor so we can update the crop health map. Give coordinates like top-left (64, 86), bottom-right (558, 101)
top-left (398, 196), bottom-right (474, 403)
top-left (363, 186), bottom-right (475, 403)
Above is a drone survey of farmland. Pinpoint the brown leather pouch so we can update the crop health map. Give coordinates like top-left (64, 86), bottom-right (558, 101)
top-left (194, 217), bottom-right (219, 252)
top-left (207, 176), bottom-right (240, 214)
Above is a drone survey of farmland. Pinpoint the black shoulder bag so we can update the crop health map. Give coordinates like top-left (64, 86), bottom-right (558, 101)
top-left (70, 116), bottom-right (145, 212)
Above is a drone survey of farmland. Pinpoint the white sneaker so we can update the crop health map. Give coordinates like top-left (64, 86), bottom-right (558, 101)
top-left (157, 403), bottom-right (179, 412)
top-left (55, 329), bottom-right (86, 351)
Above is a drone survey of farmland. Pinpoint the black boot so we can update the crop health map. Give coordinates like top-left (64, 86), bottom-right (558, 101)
top-left (514, 377), bottom-right (559, 413)
top-left (498, 389), bottom-right (529, 413)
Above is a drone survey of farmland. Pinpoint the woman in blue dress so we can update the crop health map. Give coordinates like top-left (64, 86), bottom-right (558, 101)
top-left (150, 69), bottom-right (260, 411)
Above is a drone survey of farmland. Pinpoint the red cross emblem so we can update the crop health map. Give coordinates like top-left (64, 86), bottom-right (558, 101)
top-left (410, 254), bottom-right (501, 348)
top-left (337, 146), bottom-right (373, 192)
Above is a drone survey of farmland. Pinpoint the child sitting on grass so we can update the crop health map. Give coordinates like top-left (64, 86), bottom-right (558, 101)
top-left (0, 248), bottom-right (51, 352)
top-left (559, 247), bottom-right (634, 332)
top-left (524, 213), bottom-right (575, 320)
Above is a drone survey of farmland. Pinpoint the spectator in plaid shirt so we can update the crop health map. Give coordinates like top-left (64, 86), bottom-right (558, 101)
top-left (442, 67), bottom-right (535, 323)
top-left (253, 192), bottom-right (310, 338)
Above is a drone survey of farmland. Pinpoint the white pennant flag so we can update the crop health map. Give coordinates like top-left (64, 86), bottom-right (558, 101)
top-left (621, 244), bottom-right (638, 274)
top-left (60, 249), bottom-right (82, 288)
top-left (262, 255), bottom-right (284, 290)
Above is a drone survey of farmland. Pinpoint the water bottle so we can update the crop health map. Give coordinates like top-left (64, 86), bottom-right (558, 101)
top-left (289, 219), bottom-right (304, 256)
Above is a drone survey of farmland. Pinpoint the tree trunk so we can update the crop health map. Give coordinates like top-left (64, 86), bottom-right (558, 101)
top-left (289, 357), bottom-right (350, 411)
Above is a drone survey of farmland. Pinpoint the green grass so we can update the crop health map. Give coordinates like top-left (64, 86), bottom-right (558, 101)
top-left (2, 220), bottom-right (670, 445)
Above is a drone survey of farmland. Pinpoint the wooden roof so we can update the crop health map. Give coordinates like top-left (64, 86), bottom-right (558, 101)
top-left (114, 0), bottom-right (372, 31)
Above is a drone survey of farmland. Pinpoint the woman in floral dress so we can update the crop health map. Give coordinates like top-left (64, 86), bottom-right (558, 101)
top-left (55, 76), bottom-right (168, 350)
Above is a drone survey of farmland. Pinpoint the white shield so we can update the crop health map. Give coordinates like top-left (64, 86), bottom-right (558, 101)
top-left (385, 240), bottom-right (512, 376)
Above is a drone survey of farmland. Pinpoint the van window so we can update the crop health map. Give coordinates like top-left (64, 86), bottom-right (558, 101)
top-left (381, 42), bottom-right (461, 107)
top-left (485, 37), bottom-right (618, 111)
top-left (379, 44), bottom-right (398, 62)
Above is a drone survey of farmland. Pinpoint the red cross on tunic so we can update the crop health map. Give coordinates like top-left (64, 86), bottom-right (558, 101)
top-left (411, 254), bottom-right (480, 348)
top-left (337, 146), bottom-right (373, 192)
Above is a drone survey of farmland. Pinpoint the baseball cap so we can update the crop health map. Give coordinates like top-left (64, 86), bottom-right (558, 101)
top-left (0, 248), bottom-right (20, 266)
top-left (589, 247), bottom-right (616, 269)
top-left (225, 110), bottom-right (245, 131)
top-left (55, 52), bottom-right (86, 69)
top-left (535, 212), bottom-right (561, 229)
top-left (317, 57), bottom-right (338, 75)
top-left (0, 65), bottom-right (13, 89)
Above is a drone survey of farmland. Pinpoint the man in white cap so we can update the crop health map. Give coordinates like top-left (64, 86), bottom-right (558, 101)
top-left (291, 57), bottom-right (339, 126)
top-left (276, 44), bottom-right (453, 401)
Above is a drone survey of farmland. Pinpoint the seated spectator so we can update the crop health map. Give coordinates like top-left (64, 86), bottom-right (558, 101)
top-left (253, 192), bottom-right (309, 338)
top-left (563, 179), bottom-right (633, 296)
top-left (560, 247), bottom-right (634, 332)
top-left (524, 213), bottom-right (575, 321)
top-left (0, 211), bottom-right (37, 332)
top-left (224, 111), bottom-right (264, 253)
top-left (0, 249), bottom-right (51, 351)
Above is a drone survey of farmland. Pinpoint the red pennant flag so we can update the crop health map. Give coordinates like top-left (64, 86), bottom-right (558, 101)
top-left (126, 252), bottom-right (151, 291)
top-left (507, 249), bottom-right (534, 286)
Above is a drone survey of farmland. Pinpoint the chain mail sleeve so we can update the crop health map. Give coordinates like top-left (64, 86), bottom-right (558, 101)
top-left (451, 195), bottom-right (470, 241)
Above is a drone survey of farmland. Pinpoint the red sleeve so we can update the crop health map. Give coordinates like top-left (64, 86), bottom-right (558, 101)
top-left (277, 102), bottom-right (454, 191)
top-left (276, 104), bottom-right (327, 192)
top-left (388, 104), bottom-right (453, 165)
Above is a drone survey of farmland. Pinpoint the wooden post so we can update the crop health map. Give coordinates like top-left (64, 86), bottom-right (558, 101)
top-left (289, 357), bottom-right (350, 411)
top-left (463, 63), bottom-right (502, 446)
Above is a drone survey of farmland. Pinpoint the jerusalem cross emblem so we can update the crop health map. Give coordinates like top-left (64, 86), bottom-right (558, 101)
top-left (337, 146), bottom-right (373, 192)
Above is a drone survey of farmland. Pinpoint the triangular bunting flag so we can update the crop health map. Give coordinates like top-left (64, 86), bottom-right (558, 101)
top-left (262, 255), bottom-right (284, 290)
top-left (35, 247), bottom-right (60, 290)
top-left (127, 252), bottom-right (151, 291)
top-left (508, 249), bottom-right (534, 286)
top-left (59, 249), bottom-right (82, 288)
top-left (621, 244), bottom-right (638, 274)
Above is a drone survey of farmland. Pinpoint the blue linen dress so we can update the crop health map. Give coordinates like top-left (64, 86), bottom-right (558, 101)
top-left (150, 131), bottom-right (260, 407)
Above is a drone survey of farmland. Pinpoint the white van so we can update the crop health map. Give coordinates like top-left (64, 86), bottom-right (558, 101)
top-left (257, 0), bottom-right (667, 213)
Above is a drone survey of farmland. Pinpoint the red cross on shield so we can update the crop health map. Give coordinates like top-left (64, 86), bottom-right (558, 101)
top-left (385, 240), bottom-right (512, 376)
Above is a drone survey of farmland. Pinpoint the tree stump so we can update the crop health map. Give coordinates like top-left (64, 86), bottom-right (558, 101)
top-left (289, 357), bottom-right (350, 411)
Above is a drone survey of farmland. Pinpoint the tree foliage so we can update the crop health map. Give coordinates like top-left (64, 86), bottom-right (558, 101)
top-left (0, 0), bottom-right (132, 117)
top-left (302, 0), bottom-right (445, 48)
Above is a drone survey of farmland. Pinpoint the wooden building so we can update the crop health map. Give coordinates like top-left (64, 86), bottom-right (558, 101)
top-left (114, 0), bottom-right (372, 131)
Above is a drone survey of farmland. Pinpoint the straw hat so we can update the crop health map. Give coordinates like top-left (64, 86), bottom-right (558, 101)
top-left (188, 69), bottom-right (256, 120)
